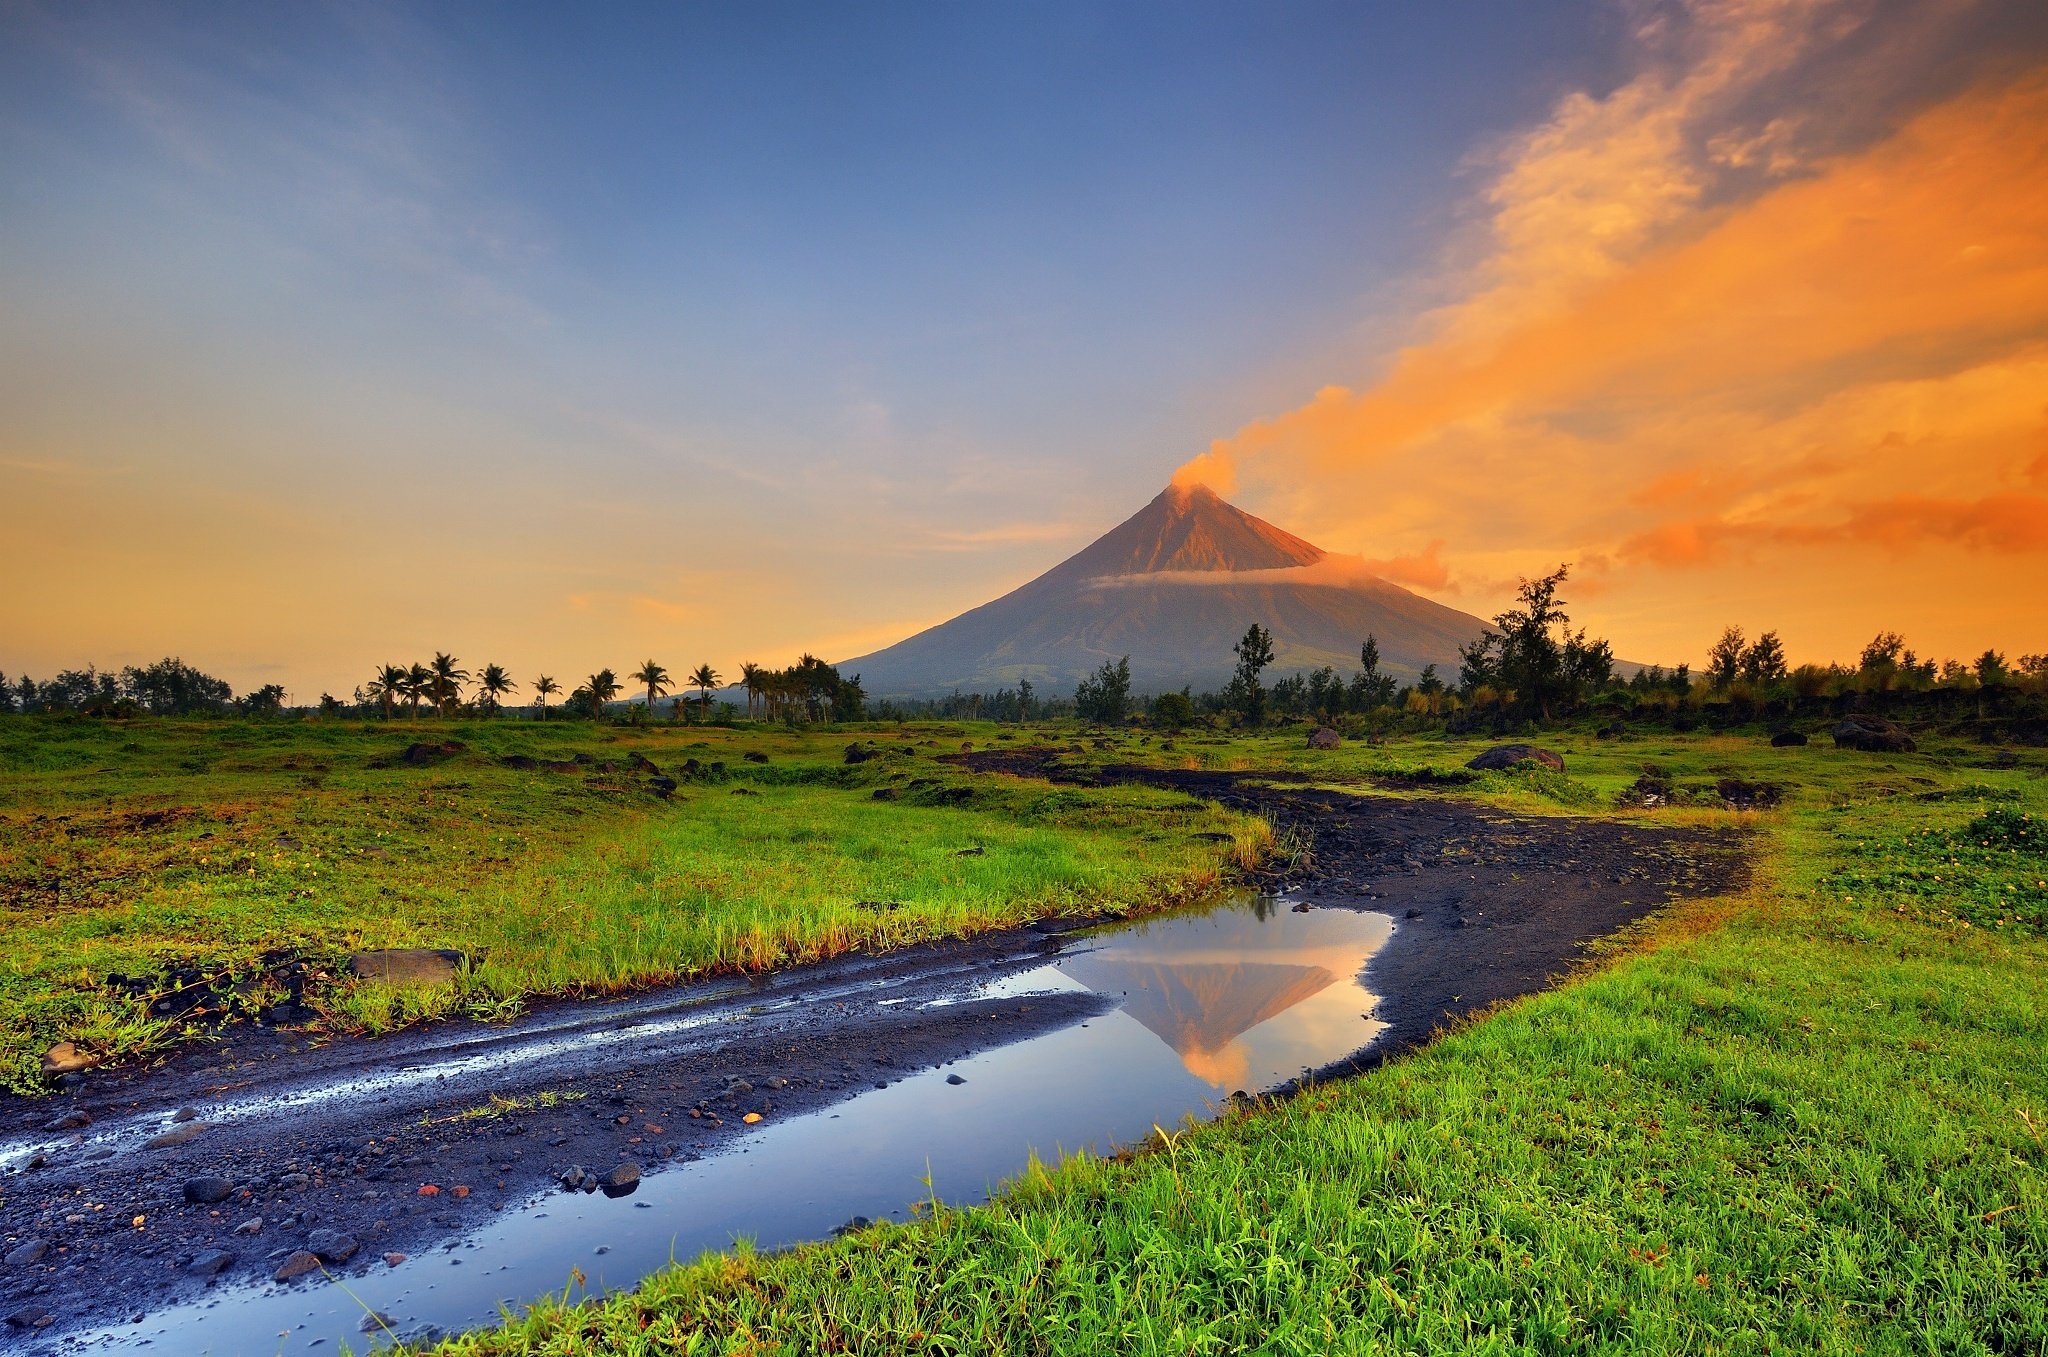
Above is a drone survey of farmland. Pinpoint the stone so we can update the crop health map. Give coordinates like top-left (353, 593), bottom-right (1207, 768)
top-left (945, 1074), bottom-right (966, 1086)
top-left (272, 1250), bottom-right (323, 1282)
top-left (1830, 715), bottom-right (1916, 753)
top-left (183, 1176), bottom-right (234, 1205)
top-left (645, 776), bottom-right (679, 798)
top-left (743, 751), bottom-right (769, 764)
top-left (41, 1109), bottom-right (89, 1132)
top-left (1465, 744), bottom-right (1566, 773)
top-left (362, 1311), bottom-right (398, 1334)
top-left (843, 743), bottom-right (875, 764)
top-left (147, 1122), bottom-right (210, 1148)
top-left (1770, 729), bottom-right (1809, 747)
top-left (39, 1042), bottom-right (97, 1077)
top-left (346, 949), bottom-right (467, 985)
top-left (598, 1163), bottom-right (640, 1198)
top-left (186, 1249), bottom-right (235, 1278)
top-left (306, 1229), bottom-right (359, 1263)
top-left (4, 1307), bottom-right (55, 1330)
top-left (558, 1166), bottom-right (587, 1190)
top-left (1307, 727), bottom-right (1341, 750)
top-left (233, 1218), bottom-right (263, 1236)
top-left (397, 740), bottom-right (464, 766)
top-left (3, 1239), bottom-right (48, 1267)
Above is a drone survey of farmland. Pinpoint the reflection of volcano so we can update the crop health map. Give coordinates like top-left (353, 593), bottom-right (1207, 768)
top-left (1058, 956), bottom-right (1337, 1088)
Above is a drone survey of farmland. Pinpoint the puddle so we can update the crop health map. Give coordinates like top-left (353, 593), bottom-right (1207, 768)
top-left (59, 896), bottom-right (1391, 1355)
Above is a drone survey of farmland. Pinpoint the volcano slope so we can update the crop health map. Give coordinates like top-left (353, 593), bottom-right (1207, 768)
top-left (417, 728), bottom-right (2048, 1357)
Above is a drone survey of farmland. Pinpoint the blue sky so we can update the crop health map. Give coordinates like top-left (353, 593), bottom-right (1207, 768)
top-left (5, 1), bottom-right (2045, 695)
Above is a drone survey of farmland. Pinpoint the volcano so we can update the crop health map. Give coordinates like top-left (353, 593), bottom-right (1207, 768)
top-left (842, 483), bottom-right (1490, 697)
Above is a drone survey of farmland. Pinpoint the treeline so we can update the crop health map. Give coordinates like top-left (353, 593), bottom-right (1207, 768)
top-left (1, 653), bottom-right (867, 725)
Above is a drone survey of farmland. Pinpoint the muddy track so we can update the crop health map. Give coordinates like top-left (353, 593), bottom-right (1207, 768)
top-left (0, 756), bottom-right (1744, 1349)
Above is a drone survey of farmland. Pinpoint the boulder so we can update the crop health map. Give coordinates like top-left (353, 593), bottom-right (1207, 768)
top-left (843, 744), bottom-right (875, 764)
top-left (306, 1228), bottom-right (359, 1263)
top-left (182, 1175), bottom-right (234, 1205)
top-left (39, 1042), bottom-right (97, 1077)
top-left (1831, 715), bottom-right (1916, 753)
top-left (1769, 729), bottom-right (1809, 747)
top-left (1465, 744), bottom-right (1566, 773)
top-left (1306, 727), bottom-right (1341, 750)
top-left (347, 949), bottom-right (467, 985)
top-left (272, 1250), bottom-right (323, 1282)
top-left (598, 1162), bottom-right (640, 1198)
top-left (645, 776), bottom-right (678, 798)
top-left (186, 1249), bottom-right (235, 1278)
top-left (397, 740), bottom-right (463, 766)
top-left (3, 1240), bottom-right (48, 1268)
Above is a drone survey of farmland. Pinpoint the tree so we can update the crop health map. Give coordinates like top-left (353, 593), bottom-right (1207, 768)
top-left (368, 664), bottom-right (407, 719)
top-left (120, 657), bottom-right (233, 716)
top-left (428, 652), bottom-right (470, 716)
top-left (739, 662), bottom-right (762, 719)
top-left (1151, 689), bottom-right (1194, 729)
top-left (403, 663), bottom-right (430, 719)
top-left (1017, 678), bottom-right (1035, 722)
top-left (1073, 656), bottom-right (1132, 724)
top-left (237, 684), bottom-right (287, 715)
top-left (532, 675), bottom-right (560, 717)
top-left (1354, 634), bottom-right (1397, 711)
top-left (1227, 625), bottom-right (1275, 725)
top-left (1975, 650), bottom-right (2009, 687)
top-left (1456, 565), bottom-right (1609, 719)
top-left (1707, 626), bottom-right (1746, 690)
top-left (632, 660), bottom-right (672, 716)
top-left (582, 668), bottom-right (621, 720)
top-left (1739, 631), bottom-right (1787, 685)
top-left (478, 663), bottom-right (514, 715)
top-left (689, 664), bottom-right (721, 721)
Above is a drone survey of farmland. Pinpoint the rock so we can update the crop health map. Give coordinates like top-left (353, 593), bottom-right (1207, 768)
top-left (4, 1307), bottom-right (55, 1331)
top-left (558, 1166), bottom-right (587, 1190)
top-left (41, 1109), bottom-right (90, 1132)
top-left (730, 786), bottom-right (758, 796)
top-left (183, 1175), bottom-right (234, 1205)
top-left (170, 1106), bottom-right (200, 1123)
top-left (945, 1074), bottom-right (966, 1086)
top-left (306, 1229), bottom-right (359, 1263)
top-left (272, 1250), bottom-right (324, 1282)
top-left (1830, 715), bottom-right (1915, 753)
top-left (382, 1252), bottom-right (407, 1266)
top-left (645, 776), bottom-right (679, 798)
top-left (1769, 729), bottom-right (1808, 747)
top-left (1465, 744), bottom-right (1566, 773)
top-left (598, 1163), bottom-right (640, 1198)
top-left (233, 1218), bottom-right (263, 1236)
top-left (843, 743), bottom-right (875, 764)
top-left (277, 1173), bottom-right (311, 1191)
top-left (362, 1311), bottom-right (398, 1334)
top-left (39, 1042), bottom-right (97, 1077)
top-left (627, 752), bottom-right (659, 773)
top-left (1403, 908), bottom-right (1423, 919)
top-left (955, 845), bottom-right (985, 857)
top-left (147, 1122), bottom-right (210, 1148)
top-left (744, 751), bottom-right (769, 764)
top-left (347, 948), bottom-right (467, 985)
top-left (4, 1239), bottom-right (48, 1267)
top-left (186, 1249), bottom-right (235, 1278)
top-left (870, 787), bottom-right (898, 801)
top-left (397, 740), bottom-right (464, 766)
top-left (1307, 727), bottom-right (1341, 750)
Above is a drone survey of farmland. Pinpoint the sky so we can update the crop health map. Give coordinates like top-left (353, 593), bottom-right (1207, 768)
top-left (3, 0), bottom-right (2046, 700)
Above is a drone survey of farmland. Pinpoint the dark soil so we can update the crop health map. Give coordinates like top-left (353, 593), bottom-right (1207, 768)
top-left (0, 761), bottom-right (1743, 1347)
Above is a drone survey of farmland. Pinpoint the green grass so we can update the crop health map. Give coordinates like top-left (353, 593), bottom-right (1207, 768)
top-left (0, 718), bottom-right (1266, 1091)
top-left (404, 726), bottom-right (2048, 1356)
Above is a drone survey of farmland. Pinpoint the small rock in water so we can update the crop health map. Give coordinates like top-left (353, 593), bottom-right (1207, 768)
top-left (598, 1163), bottom-right (640, 1198)
top-left (360, 1312), bottom-right (397, 1335)
top-left (183, 1175), bottom-right (234, 1205)
top-left (382, 1252), bottom-right (407, 1267)
top-left (148, 1122), bottom-right (210, 1149)
top-left (169, 1107), bottom-right (199, 1123)
top-left (945, 1074), bottom-right (966, 1086)
top-left (41, 1110), bottom-right (90, 1132)
top-left (272, 1250), bottom-right (323, 1282)
top-left (558, 1166), bottom-right (587, 1190)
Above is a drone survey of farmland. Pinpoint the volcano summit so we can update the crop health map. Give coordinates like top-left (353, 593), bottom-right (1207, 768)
top-left (844, 484), bottom-right (1489, 697)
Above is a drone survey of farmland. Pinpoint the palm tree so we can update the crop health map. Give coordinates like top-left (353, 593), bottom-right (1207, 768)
top-left (739, 662), bottom-right (762, 719)
top-left (478, 663), bottom-right (513, 716)
top-left (585, 668), bottom-right (621, 721)
top-left (404, 663), bottom-right (431, 719)
top-left (532, 675), bottom-right (559, 719)
top-left (689, 664), bottom-right (721, 722)
top-left (369, 663), bottom-right (407, 719)
top-left (631, 660), bottom-right (672, 718)
top-left (428, 652), bottom-right (471, 716)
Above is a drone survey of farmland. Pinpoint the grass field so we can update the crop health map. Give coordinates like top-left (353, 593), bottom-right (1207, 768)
top-left (0, 718), bottom-right (1267, 1092)
top-left (6, 716), bottom-right (2044, 1353)
top-left (383, 723), bottom-right (2045, 1357)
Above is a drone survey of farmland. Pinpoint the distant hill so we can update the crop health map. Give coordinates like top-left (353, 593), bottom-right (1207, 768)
top-left (842, 483), bottom-right (1490, 697)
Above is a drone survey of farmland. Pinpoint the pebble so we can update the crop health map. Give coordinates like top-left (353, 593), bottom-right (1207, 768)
top-left (186, 1249), bottom-right (235, 1278)
top-left (272, 1250), bottom-right (323, 1282)
top-left (233, 1218), bottom-right (263, 1236)
top-left (945, 1074), bottom-right (966, 1086)
top-left (306, 1229), bottom-right (359, 1263)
